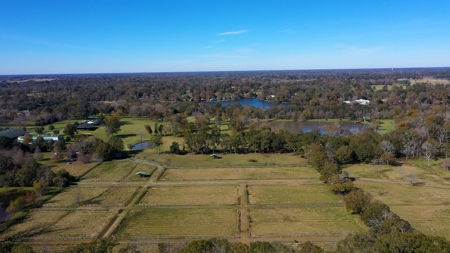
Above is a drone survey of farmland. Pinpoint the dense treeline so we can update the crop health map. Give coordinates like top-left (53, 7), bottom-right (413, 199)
top-left (1, 68), bottom-right (450, 127)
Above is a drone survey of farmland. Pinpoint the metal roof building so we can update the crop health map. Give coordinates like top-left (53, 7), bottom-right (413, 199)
top-left (0, 128), bottom-right (26, 139)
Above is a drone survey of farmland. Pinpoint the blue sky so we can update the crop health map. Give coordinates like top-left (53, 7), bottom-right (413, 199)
top-left (1, 0), bottom-right (450, 74)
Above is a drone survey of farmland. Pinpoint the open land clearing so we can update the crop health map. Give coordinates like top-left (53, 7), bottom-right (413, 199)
top-left (6, 154), bottom-right (449, 251)
top-left (115, 208), bottom-right (239, 239)
top-left (351, 161), bottom-right (450, 240)
top-left (1, 155), bottom-right (367, 251)
top-left (50, 162), bottom-right (100, 177)
top-left (160, 166), bottom-right (319, 181)
top-left (0, 210), bottom-right (117, 240)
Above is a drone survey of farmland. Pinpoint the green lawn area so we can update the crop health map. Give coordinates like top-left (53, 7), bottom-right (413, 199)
top-left (248, 185), bottom-right (342, 204)
top-left (138, 153), bottom-right (307, 167)
top-left (82, 160), bottom-right (137, 181)
top-left (250, 206), bottom-right (366, 236)
top-left (139, 185), bottom-right (238, 206)
top-left (160, 166), bottom-right (319, 181)
top-left (345, 161), bottom-right (450, 186)
top-left (354, 180), bottom-right (450, 239)
top-left (115, 208), bottom-right (238, 239)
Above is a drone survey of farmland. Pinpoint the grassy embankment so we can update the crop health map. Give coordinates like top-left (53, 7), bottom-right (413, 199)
top-left (344, 158), bottom-right (450, 240)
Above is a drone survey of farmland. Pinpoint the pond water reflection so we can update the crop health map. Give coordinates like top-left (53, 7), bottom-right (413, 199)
top-left (205, 98), bottom-right (278, 109)
top-left (270, 121), bottom-right (369, 133)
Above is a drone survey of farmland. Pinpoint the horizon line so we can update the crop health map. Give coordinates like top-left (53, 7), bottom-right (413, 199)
top-left (1, 66), bottom-right (450, 77)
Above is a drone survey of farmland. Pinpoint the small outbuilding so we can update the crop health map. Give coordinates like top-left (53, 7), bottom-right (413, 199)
top-left (362, 116), bottom-right (372, 122)
top-left (210, 154), bottom-right (222, 159)
top-left (135, 171), bottom-right (149, 177)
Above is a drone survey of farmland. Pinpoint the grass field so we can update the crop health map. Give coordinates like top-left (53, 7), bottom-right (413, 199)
top-left (160, 167), bottom-right (319, 181)
top-left (140, 153), bottom-right (308, 167)
top-left (43, 187), bottom-right (108, 207)
top-left (36, 210), bottom-right (117, 239)
top-left (51, 162), bottom-right (99, 177)
top-left (115, 208), bottom-right (238, 238)
top-left (0, 210), bottom-right (70, 240)
top-left (390, 205), bottom-right (450, 239)
top-left (398, 78), bottom-right (450, 85)
top-left (122, 163), bottom-right (156, 181)
top-left (345, 161), bottom-right (450, 185)
top-left (139, 186), bottom-right (238, 206)
top-left (354, 181), bottom-right (450, 206)
top-left (249, 207), bottom-right (366, 237)
top-left (354, 180), bottom-right (450, 239)
top-left (44, 186), bottom-right (139, 207)
top-left (82, 161), bottom-right (137, 181)
top-left (248, 185), bottom-right (342, 204)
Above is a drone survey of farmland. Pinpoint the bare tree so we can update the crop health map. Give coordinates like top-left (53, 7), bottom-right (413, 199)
top-left (422, 142), bottom-right (434, 167)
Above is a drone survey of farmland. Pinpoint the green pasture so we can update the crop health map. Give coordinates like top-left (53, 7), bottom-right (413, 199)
top-left (354, 181), bottom-right (450, 206)
top-left (391, 205), bottom-right (450, 240)
top-left (50, 162), bottom-right (99, 177)
top-left (44, 186), bottom-right (139, 207)
top-left (345, 160), bottom-right (450, 185)
top-left (82, 160), bottom-right (137, 181)
top-left (139, 153), bottom-right (307, 167)
top-left (160, 166), bottom-right (319, 181)
top-left (248, 185), bottom-right (342, 204)
top-left (0, 210), bottom-right (70, 240)
top-left (249, 206), bottom-right (366, 237)
top-left (139, 185), bottom-right (238, 206)
top-left (398, 78), bottom-right (450, 85)
top-left (115, 208), bottom-right (239, 238)
top-left (355, 180), bottom-right (450, 239)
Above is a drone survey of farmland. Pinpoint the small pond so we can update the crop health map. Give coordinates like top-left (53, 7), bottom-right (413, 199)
top-left (205, 98), bottom-right (278, 109)
top-left (270, 121), bottom-right (369, 133)
top-left (132, 142), bottom-right (150, 150)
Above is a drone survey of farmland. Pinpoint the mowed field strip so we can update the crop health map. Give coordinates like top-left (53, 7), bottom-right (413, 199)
top-left (248, 185), bottom-right (343, 204)
top-left (354, 180), bottom-right (450, 239)
top-left (51, 162), bottom-right (100, 177)
top-left (138, 185), bottom-right (239, 206)
top-left (82, 161), bottom-right (155, 181)
top-left (1, 210), bottom-right (117, 240)
top-left (249, 207), bottom-right (367, 237)
top-left (160, 166), bottom-right (319, 181)
top-left (115, 208), bottom-right (239, 239)
top-left (44, 186), bottom-right (140, 207)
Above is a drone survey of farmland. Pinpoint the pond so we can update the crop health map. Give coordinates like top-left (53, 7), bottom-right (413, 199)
top-left (270, 121), bottom-right (370, 133)
top-left (132, 142), bottom-right (150, 150)
top-left (205, 98), bottom-right (278, 109)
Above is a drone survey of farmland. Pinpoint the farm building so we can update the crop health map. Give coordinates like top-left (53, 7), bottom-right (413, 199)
top-left (17, 135), bottom-right (63, 143)
top-left (362, 116), bottom-right (372, 122)
top-left (0, 128), bottom-right (26, 140)
top-left (210, 154), bottom-right (222, 159)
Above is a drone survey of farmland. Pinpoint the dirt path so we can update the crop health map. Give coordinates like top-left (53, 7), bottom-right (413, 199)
top-left (100, 160), bottom-right (165, 238)
top-left (10, 158), bottom-right (348, 246)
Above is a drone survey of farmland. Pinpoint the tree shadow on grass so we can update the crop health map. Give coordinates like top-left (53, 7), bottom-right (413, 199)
top-left (119, 121), bottom-right (133, 126)
top-left (116, 134), bottom-right (135, 138)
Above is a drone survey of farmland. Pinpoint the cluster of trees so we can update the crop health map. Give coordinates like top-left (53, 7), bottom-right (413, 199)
top-left (2, 69), bottom-right (450, 130)
top-left (0, 151), bottom-right (72, 188)
top-left (27, 237), bottom-right (324, 253)
top-left (334, 187), bottom-right (450, 252)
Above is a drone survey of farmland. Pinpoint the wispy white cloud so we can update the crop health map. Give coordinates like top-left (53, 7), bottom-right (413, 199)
top-left (213, 40), bottom-right (225, 43)
top-left (202, 46), bottom-right (214, 49)
top-left (219, 30), bottom-right (248, 35)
